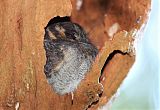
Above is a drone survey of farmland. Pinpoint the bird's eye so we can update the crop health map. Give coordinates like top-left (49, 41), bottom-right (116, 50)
top-left (74, 33), bottom-right (80, 40)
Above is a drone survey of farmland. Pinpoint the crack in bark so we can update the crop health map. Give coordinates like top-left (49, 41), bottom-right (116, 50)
top-left (17, 14), bottom-right (23, 52)
top-left (84, 50), bottom-right (128, 109)
top-left (33, 65), bottom-right (38, 110)
top-left (86, 100), bottom-right (99, 110)
top-left (99, 50), bottom-right (128, 82)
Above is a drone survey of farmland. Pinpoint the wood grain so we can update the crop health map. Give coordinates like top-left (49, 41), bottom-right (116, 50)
top-left (0, 0), bottom-right (151, 110)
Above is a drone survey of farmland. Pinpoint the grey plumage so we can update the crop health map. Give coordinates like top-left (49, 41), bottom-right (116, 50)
top-left (44, 20), bottom-right (98, 95)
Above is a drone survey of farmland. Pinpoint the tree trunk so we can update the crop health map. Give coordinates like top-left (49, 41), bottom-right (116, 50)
top-left (0, 0), bottom-right (151, 110)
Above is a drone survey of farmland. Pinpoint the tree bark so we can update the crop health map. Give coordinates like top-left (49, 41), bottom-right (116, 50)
top-left (0, 0), bottom-right (151, 110)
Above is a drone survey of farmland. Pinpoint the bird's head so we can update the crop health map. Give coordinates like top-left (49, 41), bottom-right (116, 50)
top-left (45, 22), bottom-right (89, 43)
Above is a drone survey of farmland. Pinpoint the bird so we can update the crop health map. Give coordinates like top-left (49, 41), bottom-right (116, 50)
top-left (44, 16), bottom-right (98, 95)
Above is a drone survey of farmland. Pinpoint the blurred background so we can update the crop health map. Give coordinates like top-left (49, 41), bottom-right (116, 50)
top-left (101, 0), bottom-right (160, 110)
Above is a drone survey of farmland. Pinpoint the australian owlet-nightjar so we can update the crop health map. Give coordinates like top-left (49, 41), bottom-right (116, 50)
top-left (44, 17), bottom-right (98, 95)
